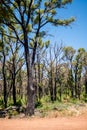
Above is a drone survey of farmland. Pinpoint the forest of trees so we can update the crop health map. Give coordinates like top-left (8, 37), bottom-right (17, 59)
top-left (0, 0), bottom-right (87, 116)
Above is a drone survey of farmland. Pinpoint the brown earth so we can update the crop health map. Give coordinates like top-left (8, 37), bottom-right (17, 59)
top-left (0, 114), bottom-right (87, 130)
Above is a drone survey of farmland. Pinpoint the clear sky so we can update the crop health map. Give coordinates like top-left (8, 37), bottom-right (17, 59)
top-left (46, 0), bottom-right (87, 50)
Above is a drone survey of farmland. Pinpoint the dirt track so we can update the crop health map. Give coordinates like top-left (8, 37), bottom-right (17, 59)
top-left (0, 115), bottom-right (87, 130)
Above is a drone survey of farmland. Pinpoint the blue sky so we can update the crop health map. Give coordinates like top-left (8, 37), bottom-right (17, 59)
top-left (46, 0), bottom-right (87, 50)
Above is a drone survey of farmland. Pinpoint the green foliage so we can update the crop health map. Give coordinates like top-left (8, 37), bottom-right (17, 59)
top-left (62, 0), bottom-right (72, 5)
top-left (8, 109), bottom-right (18, 117)
top-left (83, 94), bottom-right (87, 102)
top-left (54, 17), bottom-right (75, 26)
top-left (63, 46), bottom-right (76, 61)
top-left (17, 97), bottom-right (26, 106)
top-left (35, 100), bottom-right (43, 108)
top-left (0, 98), bottom-right (4, 109)
top-left (16, 99), bottom-right (22, 107)
top-left (7, 99), bottom-right (14, 107)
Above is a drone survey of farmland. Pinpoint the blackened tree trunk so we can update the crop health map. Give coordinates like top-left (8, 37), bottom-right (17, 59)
top-left (49, 47), bottom-right (55, 102)
top-left (59, 81), bottom-right (62, 102)
top-left (54, 62), bottom-right (57, 101)
top-left (2, 34), bottom-right (7, 108)
top-left (19, 70), bottom-right (23, 99)
top-left (24, 39), bottom-right (35, 116)
top-left (12, 73), bottom-right (16, 105)
top-left (75, 64), bottom-right (78, 98)
top-left (37, 53), bottom-right (42, 100)
top-left (2, 51), bottom-right (7, 108)
top-left (12, 56), bottom-right (16, 105)
top-left (84, 56), bottom-right (87, 95)
top-left (70, 69), bottom-right (74, 98)
top-left (49, 65), bottom-right (54, 101)
top-left (84, 71), bottom-right (87, 102)
top-left (85, 80), bottom-right (87, 94)
top-left (77, 74), bottom-right (81, 100)
top-left (49, 70), bottom-right (56, 102)
top-left (54, 77), bottom-right (57, 101)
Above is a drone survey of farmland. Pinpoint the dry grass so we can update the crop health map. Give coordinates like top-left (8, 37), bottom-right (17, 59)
top-left (35, 103), bottom-right (87, 118)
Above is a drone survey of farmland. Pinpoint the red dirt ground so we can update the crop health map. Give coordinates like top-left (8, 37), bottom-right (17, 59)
top-left (0, 114), bottom-right (87, 130)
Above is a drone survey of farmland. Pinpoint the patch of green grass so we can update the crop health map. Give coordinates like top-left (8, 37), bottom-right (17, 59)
top-left (35, 95), bottom-right (86, 114)
top-left (0, 98), bottom-right (4, 109)
top-left (36, 100), bottom-right (68, 112)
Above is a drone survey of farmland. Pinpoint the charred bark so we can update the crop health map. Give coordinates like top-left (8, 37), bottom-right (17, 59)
top-left (2, 51), bottom-right (7, 108)
top-left (24, 37), bottom-right (35, 116)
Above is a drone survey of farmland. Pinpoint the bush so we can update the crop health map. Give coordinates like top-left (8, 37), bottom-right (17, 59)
top-left (16, 99), bottom-right (22, 107)
top-left (0, 98), bottom-right (4, 109)
top-left (83, 94), bottom-right (87, 102)
top-left (35, 100), bottom-right (43, 108)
